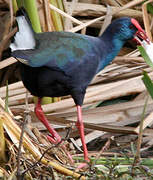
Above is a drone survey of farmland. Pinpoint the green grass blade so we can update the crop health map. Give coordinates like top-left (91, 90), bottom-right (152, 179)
top-left (142, 71), bottom-right (153, 99)
top-left (138, 46), bottom-right (153, 69)
top-left (147, 3), bottom-right (153, 15)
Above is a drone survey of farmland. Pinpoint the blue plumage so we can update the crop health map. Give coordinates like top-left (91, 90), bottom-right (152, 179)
top-left (12, 32), bottom-right (98, 71)
top-left (10, 7), bottom-right (140, 105)
top-left (10, 8), bottom-right (149, 163)
top-left (11, 17), bottom-right (137, 76)
top-left (10, 15), bottom-right (138, 105)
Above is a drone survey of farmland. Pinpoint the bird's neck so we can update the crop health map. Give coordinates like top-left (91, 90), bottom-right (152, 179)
top-left (97, 34), bottom-right (125, 73)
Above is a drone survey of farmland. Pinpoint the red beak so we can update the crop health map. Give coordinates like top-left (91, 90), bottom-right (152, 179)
top-left (131, 18), bottom-right (150, 45)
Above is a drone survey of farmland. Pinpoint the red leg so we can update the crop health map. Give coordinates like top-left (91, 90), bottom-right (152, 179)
top-left (35, 98), bottom-right (61, 144)
top-left (35, 98), bottom-right (74, 164)
top-left (76, 105), bottom-right (89, 162)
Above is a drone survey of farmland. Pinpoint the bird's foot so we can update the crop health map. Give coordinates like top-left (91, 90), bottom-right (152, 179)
top-left (47, 135), bottom-right (74, 164)
top-left (77, 162), bottom-right (89, 170)
top-left (47, 134), bottom-right (61, 144)
top-left (60, 142), bottom-right (74, 164)
top-left (35, 99), bottom-right (74, 164)
top-left (75, 156), bottom-right (90, 170)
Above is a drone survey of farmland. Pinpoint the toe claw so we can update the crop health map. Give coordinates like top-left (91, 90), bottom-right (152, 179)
top-left (47, 135), bottom-right (61, 144)
top-left (77, 162), bottom-right (89, 170)
top-left (47, 135), bottom-right (74, 164)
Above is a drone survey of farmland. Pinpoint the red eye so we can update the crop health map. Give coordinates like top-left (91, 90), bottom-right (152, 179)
top-left (129, 24), bottom-right (135, 29)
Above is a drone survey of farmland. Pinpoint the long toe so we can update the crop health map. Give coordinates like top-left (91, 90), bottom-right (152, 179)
top-left (76, 162), bottom-right (89, 170)
top-left (47, 134), bottom-right (61, 144)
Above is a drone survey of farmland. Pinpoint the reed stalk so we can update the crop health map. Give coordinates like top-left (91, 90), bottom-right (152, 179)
top-left (12, 0), bottom-right (18, 13)
top-left (14, 0), bottom-right (63, 104)
top-left (1, 107), bottom-right (85, 179)
top-left (5, 81), bottom-right (9, 113)
top-left (50, 0), bottom-right (63, 31)
top-left (57, 0), bottom-right (65, 22)
top-left (49, 0), bottom-right (64, 102)
top-left (0, 82), bottom-right (8, 162)
top-left (0, 117), bottom-right (6, 162)
top-left (16, 0), bottom-right (56, 104)
top-left (17, 0), bottom-right (41, 33)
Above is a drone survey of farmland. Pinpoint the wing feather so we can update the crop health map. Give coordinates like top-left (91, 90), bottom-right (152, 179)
top-left (11, 31), bottom-right (100, 73)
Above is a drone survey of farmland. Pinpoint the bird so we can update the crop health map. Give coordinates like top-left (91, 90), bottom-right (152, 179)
top-left (10, 7), bottom-right (149, 163)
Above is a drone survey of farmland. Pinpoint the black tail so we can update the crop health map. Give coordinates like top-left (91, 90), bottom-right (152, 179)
top-left (16, 7), bottom-right (32, 29)
top-left (16, 7), bottom-right (27, 16)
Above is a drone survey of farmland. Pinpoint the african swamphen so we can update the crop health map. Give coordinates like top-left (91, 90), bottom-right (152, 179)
top-left (10, 8), bottom-right (149, 162)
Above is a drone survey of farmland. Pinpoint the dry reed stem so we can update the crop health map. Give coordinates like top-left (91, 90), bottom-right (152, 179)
top-left (0, 97), bottom-right (13, 116)
top-left (0, 88), bottom-right (26, 99)
top-left (0, 106), bottom-right (85, 179)
top-left (0, 0), bottom-right (147, 69)
top-left (0, 81), bottom-right (23, 94)
top-left (9, 0), bottom-right (14, 28)
top-left (134, 111), bottom-right (153, 134)
top-left (69, 0), bottom-right (145, 33)
top-left (43, 0), bottom-right (53, 31)
top-left (49, 3), bottom-right (83, 25)
top-left (0, 57), bottom-right (17, 69)
top-left (103, 0), bottom-right (120, 7)
top-left (63, 0), bottom-right (79, 30)
top-left (0, 115), bottom-right (6, 162)
top-left (0, 25), bottom-right (17, 59)
top-left (133, 95), bottom-right (149, 166)
top-left (41, 72), bottom-right (150, 113)
top-left (99, 5), bottom-right (112, 36)
top-left (142, 0), bottom-right (153, 41)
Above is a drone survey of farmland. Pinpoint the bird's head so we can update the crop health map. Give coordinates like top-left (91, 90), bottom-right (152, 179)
top-left (104, 17), bottom-right (150, 45)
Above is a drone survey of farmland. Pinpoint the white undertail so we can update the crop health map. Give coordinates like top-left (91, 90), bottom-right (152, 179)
top-left (10, 16), bottom-right (36, 52)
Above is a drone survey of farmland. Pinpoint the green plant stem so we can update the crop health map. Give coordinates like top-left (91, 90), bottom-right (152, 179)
top-left (57, 0), bottom-right (65, 22)
top-left (73, 156), bottom-right (153, 167)
top-left (12, 0), bottom-right (18, 13)
top-left (142, 71), bottom-right (153, 99)
top-left (17, 0), bottom-right (54, 104)
top-left (134, 95), bottom-right (149, 164)
top-left (17, 0), bottom-right (41, 33)
top-left (50, 0), bottom-right (63, 31)
top-left (16, 0), bottom-right (23, 7)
